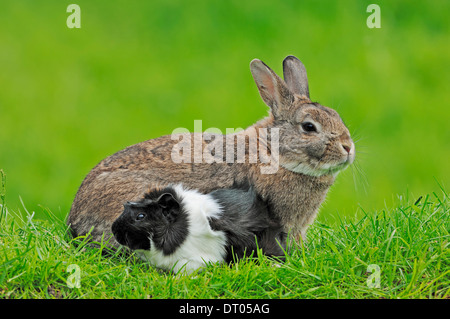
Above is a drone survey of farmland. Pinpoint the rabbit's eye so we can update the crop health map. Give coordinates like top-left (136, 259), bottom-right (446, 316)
top-left (136, 213), bottom-right (146, 221)
top-left (302, 122), bottom-right (317, 132)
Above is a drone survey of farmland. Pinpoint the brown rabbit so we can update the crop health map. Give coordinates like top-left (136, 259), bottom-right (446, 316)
top-left (67, 56), bottom-right (355, 247)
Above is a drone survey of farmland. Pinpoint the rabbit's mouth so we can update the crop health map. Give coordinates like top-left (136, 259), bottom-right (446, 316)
top-left (281, 156), bottom-right (352, 177)
top-left (281, 139), bottom-right (355, 176)
top-left (318, 159), bottom-right (352, 175)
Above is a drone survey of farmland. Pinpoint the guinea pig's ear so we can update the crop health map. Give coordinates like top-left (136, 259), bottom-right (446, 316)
top-left (157, 193), bottom-right (180, 223)
top-left (156, 193), bottom-right (180, 210)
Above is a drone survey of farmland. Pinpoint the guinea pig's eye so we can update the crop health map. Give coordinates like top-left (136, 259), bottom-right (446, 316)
top-left (136, 213), bottom-right (146, 221)
top-left (301, 122), bottom-right (317, 132)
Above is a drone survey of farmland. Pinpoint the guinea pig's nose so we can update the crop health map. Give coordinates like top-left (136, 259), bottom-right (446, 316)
top-left (111, 220), bottom-right (119, 234)
top-left (111, 222), bottom-right (126, 245)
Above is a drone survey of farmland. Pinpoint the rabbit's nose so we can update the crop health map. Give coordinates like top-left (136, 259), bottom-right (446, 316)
top-left (342, 144), bottom-right (351, 154)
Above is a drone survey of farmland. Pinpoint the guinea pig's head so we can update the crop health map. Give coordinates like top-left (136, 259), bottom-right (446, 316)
top-left (111, 191), bottom-right (182, 251)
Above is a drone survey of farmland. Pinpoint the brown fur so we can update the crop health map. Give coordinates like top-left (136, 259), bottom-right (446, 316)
top-left (67, 56), bottom-right (354, 247)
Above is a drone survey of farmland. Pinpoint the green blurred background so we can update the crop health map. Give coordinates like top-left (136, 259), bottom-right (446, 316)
top-left (0, 0), bottom-right (449, 222)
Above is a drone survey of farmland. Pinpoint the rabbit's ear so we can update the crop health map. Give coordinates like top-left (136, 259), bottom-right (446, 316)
top-left (282, 55), bottom-right (309, 99)
top-left (250, 59), bottom-right (294, 118)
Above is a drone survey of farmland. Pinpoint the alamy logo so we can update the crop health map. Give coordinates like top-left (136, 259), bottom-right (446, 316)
top-left (170, 120), bottom-right (280, 174)
top-left (366, 264), bottom-right (381, 288)
top-left (66, 264), bottom-right (81, 288)
top-left (366, 4), bottom-right (381, 29)
top-left (67, 4), bottom-right (81, 29)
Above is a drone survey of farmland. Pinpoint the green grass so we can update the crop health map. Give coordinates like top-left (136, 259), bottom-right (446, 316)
top-left (1, 175), bottom-right (448, 299)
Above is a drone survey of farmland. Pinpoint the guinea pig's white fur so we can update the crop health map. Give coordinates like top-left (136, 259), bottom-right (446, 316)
top-left (134, 185), bottom-right (227, 274)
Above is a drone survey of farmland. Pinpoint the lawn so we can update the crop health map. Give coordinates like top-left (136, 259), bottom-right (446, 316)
top-left (1, 169), bottom-right (448, 299)
top-left (0, 1), bottom-right (449, 222)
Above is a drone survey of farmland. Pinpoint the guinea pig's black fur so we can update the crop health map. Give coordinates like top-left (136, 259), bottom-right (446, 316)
top-left (111, 182), bottom-right (286, 273)
top-left (208, 184), bottom-right (286, 263)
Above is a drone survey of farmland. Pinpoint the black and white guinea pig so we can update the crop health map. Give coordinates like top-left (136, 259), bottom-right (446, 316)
top-left (111, 183), bottom-right (286, 274)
